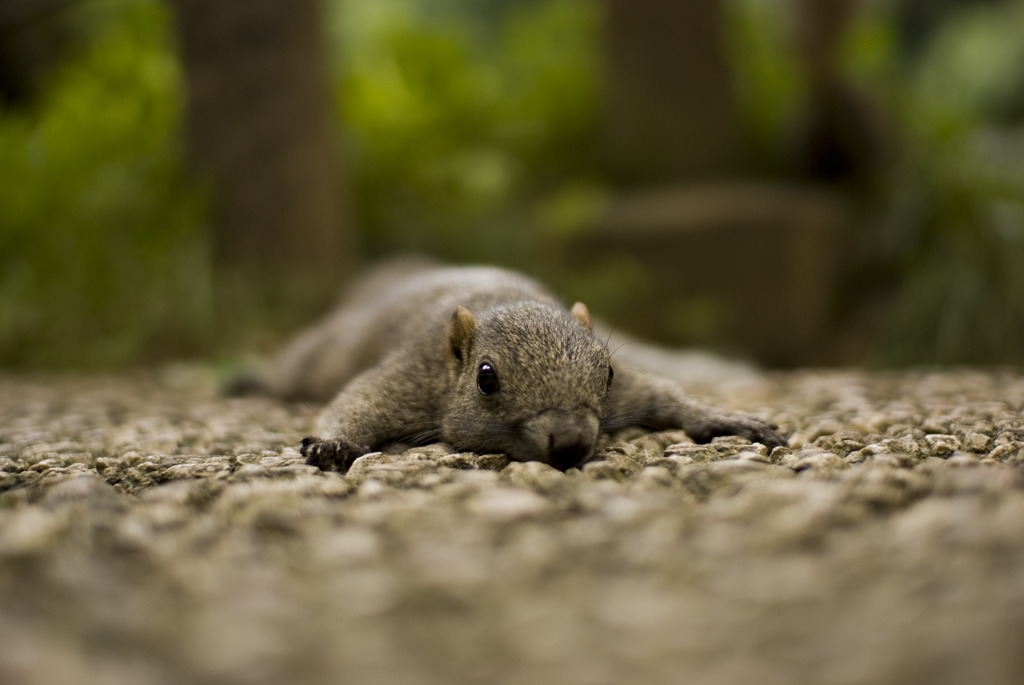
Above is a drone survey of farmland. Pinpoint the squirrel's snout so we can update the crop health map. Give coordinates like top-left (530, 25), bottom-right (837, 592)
top-left (525, 409), bottom-right (599, 471)
top-left (547, 438), bottom-right (594, 472)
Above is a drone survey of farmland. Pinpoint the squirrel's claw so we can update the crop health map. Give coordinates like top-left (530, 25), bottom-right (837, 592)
top-left (737, 420), bottom-right (788, 450)
top-left (687, 415), bottom-right (788, 451)
top-left (301, 436), bottom-right (367, 473)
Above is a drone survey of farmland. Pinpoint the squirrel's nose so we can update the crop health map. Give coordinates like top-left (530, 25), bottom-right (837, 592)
top-left (547, 437), bottom-right (594, 471)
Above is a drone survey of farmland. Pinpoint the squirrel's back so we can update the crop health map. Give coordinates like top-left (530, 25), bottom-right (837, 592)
top-left (267, 263), bottom-right (561, 401)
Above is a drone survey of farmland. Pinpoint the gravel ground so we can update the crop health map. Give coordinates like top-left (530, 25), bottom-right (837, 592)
top-left (1, 367), bottom-right (1024, 685)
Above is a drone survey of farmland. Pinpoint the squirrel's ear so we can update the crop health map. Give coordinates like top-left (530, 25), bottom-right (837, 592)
top-left (570, 302), bottom-right (593, 332)
top-left (448, 306), bottom-right (477, 363)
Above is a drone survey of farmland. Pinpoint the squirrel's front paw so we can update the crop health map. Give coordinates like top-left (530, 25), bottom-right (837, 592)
top-left (737, 418), bottom-right (788, 450)
top-left (300, 436), bottom-right (368, 473)
top-left (689, 415), bottom-right (788, 451)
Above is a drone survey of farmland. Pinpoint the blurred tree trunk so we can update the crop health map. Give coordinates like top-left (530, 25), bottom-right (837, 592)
top-left (170, 0), bottom-right (352, 314)
top-left (0, 0), bottom-right (78, 106)
top-left (791, 0), bottom-right (888, 183)
top-left (601, 0), bottom-right (746, 184)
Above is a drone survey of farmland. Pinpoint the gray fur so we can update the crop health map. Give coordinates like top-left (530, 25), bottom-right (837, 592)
top-left (277, 263), bottom-right (786, 472)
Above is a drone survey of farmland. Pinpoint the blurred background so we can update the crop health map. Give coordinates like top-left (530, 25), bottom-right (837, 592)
top-left (1, 0), bottom-right (1023, 371)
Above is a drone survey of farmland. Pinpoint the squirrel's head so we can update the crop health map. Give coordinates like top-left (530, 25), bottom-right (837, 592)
top-left (443, 301), bottom-right (613, 470)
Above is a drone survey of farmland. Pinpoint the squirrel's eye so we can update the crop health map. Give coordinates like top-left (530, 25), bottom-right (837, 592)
top-left (477, 362), bottom-right (500, 395)
top-left (607, 365), bottom-right (615, 391)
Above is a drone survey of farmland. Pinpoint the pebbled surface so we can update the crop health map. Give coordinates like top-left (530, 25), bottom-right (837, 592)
top-left (1, 368), bottom-right (1024, 684)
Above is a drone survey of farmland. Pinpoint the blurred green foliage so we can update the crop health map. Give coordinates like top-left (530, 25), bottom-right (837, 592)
top-left (729, 0), bottom-right (1024, 365)
top-left (0, 0), bottom-right (210, 368)
top-left (0, 0), bottom-right (598, 368)
top-left (727, 0), bottom-right (806, 170)
top-left (873, 0), bottom-right (1024, 364)
top-left (330, 0), bottom-right (600, 260)
top-left (727, 0), bottom-right (900, 173)
top-left (1, 0), bottom-right (1023, 368)
top-left (0, 0), bottom-right (601, 368)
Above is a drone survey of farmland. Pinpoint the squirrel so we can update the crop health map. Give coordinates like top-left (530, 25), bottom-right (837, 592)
top-left (268, 261), bottom-right (787, 472)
